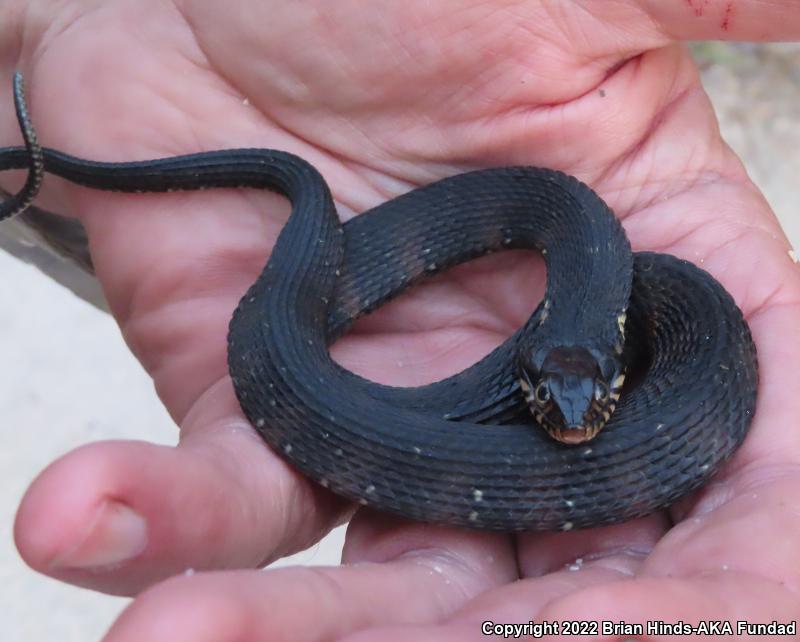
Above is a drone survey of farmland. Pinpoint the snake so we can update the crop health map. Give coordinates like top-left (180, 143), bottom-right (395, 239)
top-left (1, 73), bottom-right (758, 531)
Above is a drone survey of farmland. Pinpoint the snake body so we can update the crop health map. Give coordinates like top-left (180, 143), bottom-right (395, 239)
top-left (1, 74), bottom-right (757, 531)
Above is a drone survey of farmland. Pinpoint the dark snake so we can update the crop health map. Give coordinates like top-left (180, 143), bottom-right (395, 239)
top-left (1, 73), bottom-right (758, 531)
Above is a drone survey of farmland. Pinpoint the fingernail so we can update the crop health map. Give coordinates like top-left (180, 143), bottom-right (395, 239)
top-left (51, 500), bottom-right (148, 569)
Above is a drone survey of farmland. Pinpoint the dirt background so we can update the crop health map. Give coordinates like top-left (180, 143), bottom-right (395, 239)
top-left (1, 43), bottom-right (798, 640)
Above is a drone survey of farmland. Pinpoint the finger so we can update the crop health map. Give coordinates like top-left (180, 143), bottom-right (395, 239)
top-left (14, 378), bottom-right (350, 596)
top-left (342, 569), bottom-right (798, 642)
top-left (516, 514), bottom-right (669, 578)
top-left (339, 565), bottom-right (631, 642)
top-left (103, 529), bottom-right (515, 642)
top-left (648, 475), bottom-right (800, 588)
top-left (341, 476), bottom-right (800, 641)
top-left (640, 0), bottom-right (800, 41)
top-left (535, 573), bottom-right (798, 641)
top-left (342, 508), bottom-right (517, 581)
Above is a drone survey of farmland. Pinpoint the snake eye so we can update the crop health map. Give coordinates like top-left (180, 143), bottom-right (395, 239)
top-left (534, 382), bottom-right (551, 404)
top-left (594, 381), bottom-right (609, 403)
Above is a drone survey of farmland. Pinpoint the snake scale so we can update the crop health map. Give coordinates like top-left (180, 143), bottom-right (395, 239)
top-left (1, 73), bottom-right (757, 531)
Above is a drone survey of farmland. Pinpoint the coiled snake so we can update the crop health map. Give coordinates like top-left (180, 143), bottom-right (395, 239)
top-left (1, 73), bottom-right (757, 531)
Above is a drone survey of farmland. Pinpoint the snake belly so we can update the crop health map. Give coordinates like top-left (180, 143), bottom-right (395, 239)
top-left (0, 143), bottom-right (758, 531)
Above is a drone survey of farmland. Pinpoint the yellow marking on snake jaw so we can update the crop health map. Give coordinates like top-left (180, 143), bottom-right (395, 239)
top-left (520, 379), bottom-right (537, 404)
top-left (602, 409), bottom-right (611, 422)
top-left (610, 391), bottom-right (620, 401)
top-left (612, 374), bottom-right (626, 390)
top-left (617, 312), bottom-right (627, 335)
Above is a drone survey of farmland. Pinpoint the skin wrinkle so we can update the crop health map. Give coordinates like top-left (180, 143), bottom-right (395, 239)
top-left (436, 9), bottom-right (596, 113)
top-left (335, 327), bottom-right (505, 387)
top-left (603, 53), bottom-right (690, 168)
top-left (627, 182), bottom-right (784, 264)
top-left (349, 250), bottom-right (541, 339)
top-left (526, 546), bottom-right (653, 580)
top-left (601, 169), bottom-right (726, 220)
top-left (172, 449), bottom-right (268, 564)
top-left (20, 2), bottom-right (85, 69)
top-left (671, 466), bottom-right (800, 545)
top-left (258, 114), bottom-right (389, 216)
top-left (575, 544), bottom-right (652, 565)
top-left (747, 298), bottom-right (800, 329)
top-left (131, 224), bottom-right (273, 305)
top-left (258, 116), bottom-right (397, 218)
top-left (407, 5), bottom-right (544, 108)
top-left (395, 548), bottom-right (495, 606)
top-left (637, 214), bottom-right (709, 253)
top-left (123, 228), bottom-right (267, 316)
top-left (667, 221), bottom-right (780, 295)
top-left (726, 238), bottom-right (799, 315)
top-left (487, 49), bottom-right (645, 128)
top-left (537, 569), bottom-right (635, 605)
top-left (702, 226), bottom-right (779, 276)
top-left (413, 280), bottom-right (525, 336)
top-left (578, 1), bottom-right (669, 57)
top-left (490, 52), bottom-right (645, 122)
top-left (729, 461), bottom-right (800, 498)
top-left (122, 301), bottom-right (230, 421)
top-left (352, 284), bottom-right (509, 336)
top-left (449, 289), bottom-right (537, 339)
top-left (592, 55), bottom-right (738, 190)
top-left (334, 255), bottom-right (541, 384)
top-left (451, 53), bottom-right (659, 174)
top-left (595, 74), bottom-right (696, 190)
top-left (180, 412), bottom-right (346, 567)
top-left (543, 1), bottom-right (609, 57)
top-left (653, 525), bottom-right (800, 595)
top-left (455, 565), bottom-right (634, 620)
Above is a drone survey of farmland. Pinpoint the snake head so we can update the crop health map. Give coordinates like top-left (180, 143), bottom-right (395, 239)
top-left (518, 345), bottom-right (624, 445)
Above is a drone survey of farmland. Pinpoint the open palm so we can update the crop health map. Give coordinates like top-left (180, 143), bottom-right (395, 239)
top-left (5, 1), bottom-right (800, 639)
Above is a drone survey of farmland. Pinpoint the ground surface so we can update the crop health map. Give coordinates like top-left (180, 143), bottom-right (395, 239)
top-left (1, 43), bottom-right (798, 640)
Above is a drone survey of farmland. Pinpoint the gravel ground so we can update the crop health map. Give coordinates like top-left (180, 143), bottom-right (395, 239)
top-left (1, 43), bottom-right (798, 640)
top-left (692, 42), bottom-right (800, 244)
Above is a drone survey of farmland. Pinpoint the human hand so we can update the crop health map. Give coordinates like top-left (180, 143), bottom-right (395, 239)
top-left (3, 1), bottom-right (800, 639)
